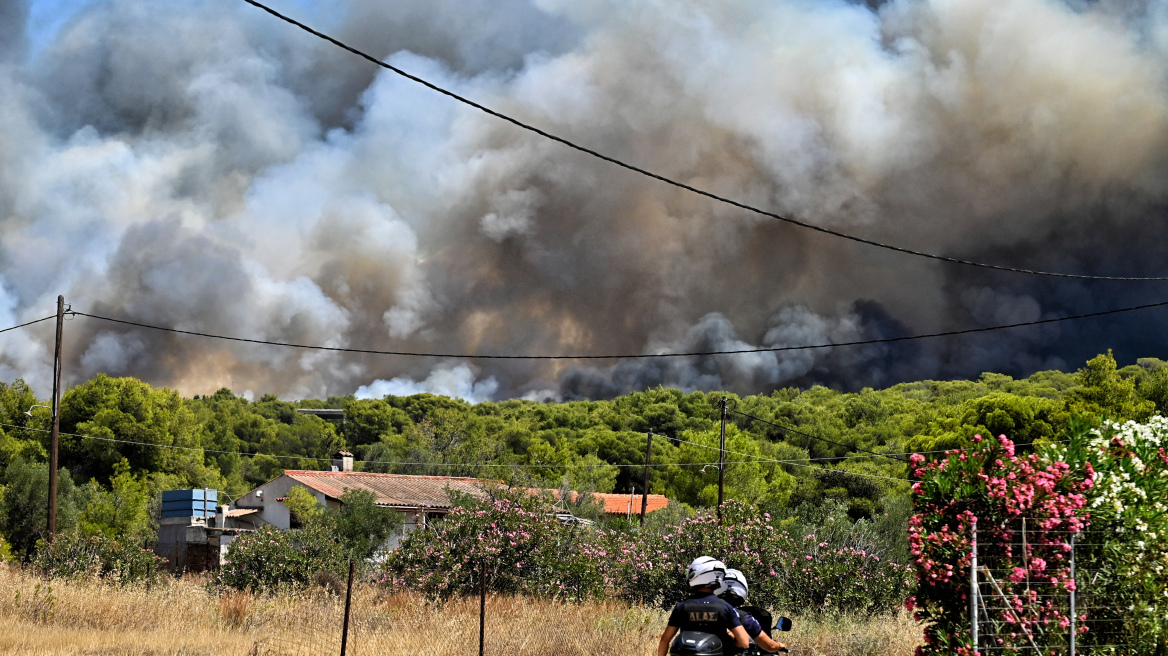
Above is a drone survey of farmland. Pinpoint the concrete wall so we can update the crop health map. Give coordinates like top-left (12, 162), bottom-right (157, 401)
top-left (154, 517), bottom-right (238, 573)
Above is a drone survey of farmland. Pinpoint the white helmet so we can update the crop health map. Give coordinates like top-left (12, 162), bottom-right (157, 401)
top-left (715, 568), bottom-right (749, 606)
top-left (686, 556), bottom-right (726, 589)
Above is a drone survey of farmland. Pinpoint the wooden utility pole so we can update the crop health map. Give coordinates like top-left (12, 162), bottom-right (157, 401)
top-left (479, 566), bottom-right (486, 656)
top-left (47, 295), bottom-right (65, 542)
top-left (717, 397), bottom-right (727, 520)
top-left (340, 560), bottom-right (355, 656)
top-left (639, 431), bottom-right (653, 525)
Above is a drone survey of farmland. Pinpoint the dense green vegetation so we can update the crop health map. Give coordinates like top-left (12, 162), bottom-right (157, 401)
top-left (215, 487), bottom-right (402, 591)
top-left (0, 350), bottom-right (1161, 555)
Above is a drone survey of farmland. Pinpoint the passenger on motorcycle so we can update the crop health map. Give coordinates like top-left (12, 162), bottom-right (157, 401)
top-left (715, 569), bottom-right (788, 654)
top-left (658, 556), bottom-right (751, 656)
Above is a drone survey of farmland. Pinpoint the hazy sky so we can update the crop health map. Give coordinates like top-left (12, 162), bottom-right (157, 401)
top-left (4, 0), bottom-right (1168, 402)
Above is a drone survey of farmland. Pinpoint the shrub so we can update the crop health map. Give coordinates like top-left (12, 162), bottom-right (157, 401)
top-left (910, 422), bottom-right (1168, 656)
top-left (32, 530), bottom-right (166, 585)
top-left (384, 489), bottom-right (910, 615)
top-left (329, 488), bottom-right (403, 561)
top-left (0, 458), bottom-right (79, 557)
top-left (603, 499), bottom-right (912, 615)
top-left (214, 524), bottom-right (345, 592)
top-left (282, 485), bottom-right (402, 560)
top-left (383, 487), bottom-right (606, 601)
top-left (908, 433), bottom-right (1093, 656)
top-left (1073, 418), bottom-right (1168, 651)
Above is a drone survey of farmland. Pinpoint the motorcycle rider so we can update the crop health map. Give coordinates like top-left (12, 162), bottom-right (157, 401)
top-left (658, 556), bottom-right (751, 656)
top-left (715, 569), bottom-right (788, 654)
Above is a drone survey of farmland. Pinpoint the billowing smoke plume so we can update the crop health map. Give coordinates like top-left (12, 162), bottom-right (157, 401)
top-left (3, 0), bottom-right (1168, 401)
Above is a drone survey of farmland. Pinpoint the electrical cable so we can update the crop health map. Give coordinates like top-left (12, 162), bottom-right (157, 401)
top-left (72, 297), bottom-right (1168, 359)
top-left (663, 432), bottom-right (908, 482)
top-left (242, 0), bottom-right (1168, 282)
top-left (0, 314), bottom-right (54, 334)
top-left (0, 421), bottom-right (906, 483)
top-left (0, 421), bottom-right (715, 469)
top-left (770, 459), bottom-right (908, 482)
top-left (1, 406), bottom-right (1048, 468)
top-left (728, 408), bottom-right (910, 462)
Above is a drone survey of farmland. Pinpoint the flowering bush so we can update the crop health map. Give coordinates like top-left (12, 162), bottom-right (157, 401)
top-left (603, 500), bottom-right (913, 615)
top-left (384, 490), bottom-right (910, 616)
top-left (908, 434), bottom-right (1093, 655)
top-left (215, 524), bottom-right (345, 592)
top-left (32, 530), bottom-right (167, 585)
top-left (1073, 418), bottom-right (1168, 651)
top-left (383, 488), bottom-right (606, 601)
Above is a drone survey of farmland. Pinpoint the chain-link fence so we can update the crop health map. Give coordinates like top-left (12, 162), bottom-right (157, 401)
top-left (969, 518), bottom-right (1137, 654)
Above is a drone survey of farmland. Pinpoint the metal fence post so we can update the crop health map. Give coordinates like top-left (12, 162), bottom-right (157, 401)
top-left (340, 560), bottom-right (355, 656)
top-left (971, 522), bottom-right (978, 652)
top-left (479, 566), bottom-right (486, 656)
top-left (967, 520), bottom-right (976, 648)
top-left (1069, 533), bottom-right (1076, 656)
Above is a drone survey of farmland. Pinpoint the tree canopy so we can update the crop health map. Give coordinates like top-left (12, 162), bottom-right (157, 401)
top-left (0, 351), bottom-right (1162, 550)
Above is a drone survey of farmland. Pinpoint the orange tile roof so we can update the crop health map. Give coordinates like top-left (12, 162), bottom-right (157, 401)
top-left (592, 492), bottom-right (670, 515)
top-left (283, 471), bottom-right (493, 510)
top-left (533, 489), bottom-right (670, 515)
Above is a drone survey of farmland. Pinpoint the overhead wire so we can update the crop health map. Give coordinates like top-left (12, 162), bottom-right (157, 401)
top-left (242, 0), bottom-right (1168, 282)
top-left (764, 459), bottom-right (908, 482)
top-left (0, 420), bottom-right (906, 481)
top-left (0, 311), bottom-right (1090, 486)
top-left (662, 431), bottom-right (908, 482)
top-left (0, 314), bottom-right (55, 334)
top-left (0, 421), bottom-right (713, 469)
top-left (71, 297), bottom-right (1168, 359)
top-left (728, 408), bottom-right (910, 462)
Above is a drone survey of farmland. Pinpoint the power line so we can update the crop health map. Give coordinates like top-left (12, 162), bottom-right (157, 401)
top-left (72, 298), bottom-right (1168, 359)
top-left (768, 459), bottom-right (908, 482)
top-left (0, 421), bottom-right (907, 483)
top-left (0, 314), bottom-right (55, 334)
top-left (666, 431), bottom-right (908, 482)
top-left (242, 0), bottom-right (1168, 282)
top-left (728, 408), bottom-right (909, 462)
top-left (0, 421), bottom-right (716, 469)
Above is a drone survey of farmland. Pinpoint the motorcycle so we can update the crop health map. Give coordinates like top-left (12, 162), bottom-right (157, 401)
top-left (669, 610), bottom-right (793, 656)
top-left (741, 606), bottom-right (792, 655)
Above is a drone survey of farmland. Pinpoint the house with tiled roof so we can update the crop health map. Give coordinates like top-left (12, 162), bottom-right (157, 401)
top-left (591, 491), bottom-right (670, 516)
top-left (536, 489), bottom-right (670, 519)
top-left (232, 451), bottom-right (675, 550)
top-left (230, 451), bottom-right (494, 548)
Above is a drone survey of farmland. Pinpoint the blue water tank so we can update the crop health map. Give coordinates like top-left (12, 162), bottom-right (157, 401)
top-left (161, 489), bottom-right (218, 518)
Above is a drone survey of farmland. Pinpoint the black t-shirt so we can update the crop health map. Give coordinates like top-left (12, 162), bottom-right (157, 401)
top-left (737, 609), bottom-right (763, 638)
top-left (667, 593), bottom-right (744, 634)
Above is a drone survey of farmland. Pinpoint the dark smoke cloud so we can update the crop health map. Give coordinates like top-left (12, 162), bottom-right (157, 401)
top-left (3, 0), bottom-right (1168, 402)
top-left (0, 0), bottom-right (30, 63)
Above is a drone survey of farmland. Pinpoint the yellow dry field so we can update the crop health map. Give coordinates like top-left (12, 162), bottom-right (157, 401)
top-left (0, 569), bottom-right (922, 655)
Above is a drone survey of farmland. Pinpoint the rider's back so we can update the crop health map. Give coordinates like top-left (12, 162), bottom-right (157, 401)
top-left (668, 593), bottom-right (741, 656)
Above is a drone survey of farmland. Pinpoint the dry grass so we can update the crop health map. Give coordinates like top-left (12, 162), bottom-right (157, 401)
top-left (0, 568), bottom-right (922, 655)
top-left (788, 613), bottom-right (924, 656)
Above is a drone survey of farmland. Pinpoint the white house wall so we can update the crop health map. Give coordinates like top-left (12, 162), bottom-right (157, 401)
top-left (233, 475), bottom-right (299, 529)
top-left (386, 511), bottom-right (425, 550)
top-left (233, 476), bottom-right (444, 553)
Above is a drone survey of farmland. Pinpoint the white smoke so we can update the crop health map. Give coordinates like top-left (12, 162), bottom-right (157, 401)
top-left (356, 363), bottom-right (499, 404)
top-left (2, 0), bottom-right (1168, 401)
